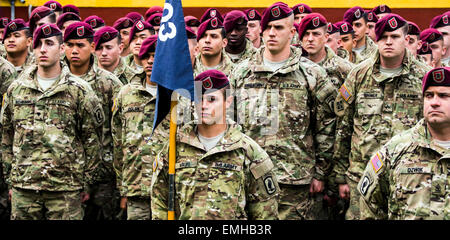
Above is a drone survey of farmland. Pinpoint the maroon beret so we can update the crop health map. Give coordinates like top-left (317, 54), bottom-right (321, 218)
top-left (2, 19), bottom-right (29, 43)
top-left (84, 15), bottom-right (105, 29)
top-left (422, 67), bottom-right (450, 93)
top-left (126, 12), bottom-right (145, 23)
top-left (375, 14), bottom-right (407, 41)
top-left (261, 2), bottom-right (294, 31)
top-left (64, 22), bottom-right (94, 42)
top-left (372, 5), bottom-right (391, 15)
top-left (185, 16), bottom-right (201, 27)
top-left (195, 69), bottom-right (229, 94)
top-left (147, 13), bottom-right (162, 27)
top-left (56, 12), bottom-right (81, 29)
top-left (113, 17), bottom-right (134, 31)
top-left (186, 26), bottom-right (197, 39)
top-left (366, 11), bottom-right (379, 23)
top-left (196, 17), bottom-right (223, 41)
top-left (430, 13), bottom-right (450, 29)
top-left (0, 17), bottom-right (11, 28)
top-left (420, 28), bottom-right (444, 44)
top-left (418, 42), bottom-right (432, 55)
top-left (343, 6), bottom-right (365, 24)
top-left (30, 6), bottom-right (54, 32)
top-left (327, 22), bottom-right (339, 34)
top-left (129, 20), bottom-right (153, 44)
top-left (44, 1), bottom-right (62, 12)
top-left (200, 8), bottom-right (224, 23)
top-left (33, 23), bottom-right (61, 49)
top-left (94, 26), bottom-right (119, 50)
top-left (292, 3), bottom-right (313, 15)
top-left (223, 10), bottom-right (247, 33)
top-left (145, 6), bottom-right (164, 21)
top-left (138, 35), bottom-right (158, 60)
top-left (297, 13), bottom-right (327, 39)
top-left (335, 21), bottom-right (354, 35)
top-left (244, 9), bottom-right (262, 21)
top-left (407, 21), bottom-right (421, 36)
top-left (62, 5), bottom-right (80, 15)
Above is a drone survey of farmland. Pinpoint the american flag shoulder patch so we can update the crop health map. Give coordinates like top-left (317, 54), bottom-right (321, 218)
top-left (371, 152), bottom-right (383, 173)
top-left (339, 84), bottom-right (351, 102)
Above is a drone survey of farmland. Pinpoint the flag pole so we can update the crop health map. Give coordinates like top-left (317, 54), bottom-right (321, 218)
top-left (168, 98), bottom-right (177, 220)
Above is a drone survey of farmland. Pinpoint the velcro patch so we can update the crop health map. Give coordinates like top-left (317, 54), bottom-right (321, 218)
top-left (212, 162), bottom-right (242, 171)
top-left (339, 84), bottom-right (352, 102)
top-left (264, 176), bottom-right (277, 195)
top-left (359, 175), bottom-right (372, 196)
top-left (94, 106), bottom-right (104, 125)
top-left (250, 159), bottom-right (274, 179)
top-left (371, 152), bottom-right (383, 173)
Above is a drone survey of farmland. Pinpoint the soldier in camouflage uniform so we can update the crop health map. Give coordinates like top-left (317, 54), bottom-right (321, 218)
top-left (358, 67), bottom-right (450, 220)
top-left (64, 22), bottom-right (123, 220)
top-left (2, 19), bottom-right (36, 75)
top-left (298, 13), bottom-right (353, 219)
top-left (430, 12), bottom-right (450, 67)
top-left (95, 26), bottom-right (140, 85)
top-left (0, 17), bottom-right (11, 43)
top-left (231, 3), bottom-right (337, 220)
top-left (151, 70), bottom-right (279, 220)
top-left (244, 9), bottom-right (263, 49)
top-left (0, 56), bottom-right (16, 220)
top-left (124, 20), bottom-right (154, 73)
top-left (335, 21), bottom-right (364, 64)
top-left (343, 7), bottom-right (378, 62)
top-left (193, 17), bottom-right (234, 78)
top-left (223, 10), bottom-right (257, 65)
top-left (113, 17), bottom-right (134, 58)
top-left (1, 24), bottom-right (104, 220)
top-left (421, 28), bottom-right (447, 68)
top-left (333, 15), bottom-right (432, 220)
top-left (406, 21), bottom-right (421, 59)
top-left (112, 36), bottom-right (169, 220)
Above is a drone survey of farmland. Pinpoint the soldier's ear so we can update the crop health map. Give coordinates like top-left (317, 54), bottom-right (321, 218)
top-left (222, 37), bottom-right (228, 47)
top-left (90, 41), bottom-right (95, 53)
top-left (26, 37), bottom-right (32, 47)
top-left (404, 34), bottom-right (410, 46)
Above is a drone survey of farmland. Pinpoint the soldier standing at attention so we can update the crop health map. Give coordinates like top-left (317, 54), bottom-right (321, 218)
top-left (0, 17), bottom-right (11, 43)
top-left (1, 24), bottom-right (104, 220)
top-left (113, 17), bottom-right (134, 58)
top-left (406, 22), bottom-right (422, 59)
top-left (333, 14), bottom-right (431, 220)
top-left (358, 67), bottom-right (450, 220)
top-left (29, 6), bottom-right (57, 35)
top-left (292, 3), bottom-right (313, 24)
top-left (343, 6), bottom-right (378, 62)
top-left (95, 26), bottom-right (140, 85)
top-left (63, 22), bottom-right (123, 220)
top-left (231, 2), bottom-right (337, 220)
top-left (2, 19), bottom-right (35, 75)
top-left (151, 70), bottom-right (279, 220)
top-left (420, 28), bottom-right (447, 68)
top-left (193, 17), bottom-right (234, 78)
top-left (112, 36), bottom-right (169, 220)
top-left (430, 12), bottom-right (450, 67)
top-left (335, 21), bottom-right (362, 64)
top-left (366, 11), bottom-right (379, 42)
top-left (124, 20), bottom-right (154, 73)
top-left (223, 10), bottom-right (256, 64)
top-left (244, 9), bottom-right (263, 49)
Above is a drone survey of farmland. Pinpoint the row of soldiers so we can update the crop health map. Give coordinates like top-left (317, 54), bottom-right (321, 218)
top-left (0, 0), bottom-right (449, 220)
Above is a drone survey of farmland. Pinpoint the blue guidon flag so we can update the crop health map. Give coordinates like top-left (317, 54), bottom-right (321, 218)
top-left (151, 0), bottom-right (196, 132)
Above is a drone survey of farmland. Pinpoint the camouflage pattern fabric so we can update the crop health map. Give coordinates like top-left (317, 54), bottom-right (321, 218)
top-left (0, 65), bottom-right (104, 193)
top-left (358, 119), bottom-right (450, 220)
top-left (11, 188), bottom-right (83, 220)
top-left (333, 49), bottom-right (431, 219)
top-left (337, 48), bottom-right (364, 65)
top-left (113, 57), bottom-right (141, 85)
top-left (225, 39), bottom-right (257, 65)
top-left (151, 121), bottom-right (279, 220)
top-left (127, 196), bottom-right (151, 220)
top-left (123, 53), bottom-right (144, 73)
top-left (0, 56), bottom-right (16, 220)
top-left (230, 46), bottom-right (337, 220)
top-left (193, 50), bottom-right (235, 78)
top-left (278, 183), bottom-right (328, 220)
top-left (1, 52), bottom-right (35, 76)
top-left (318, 46), bottom-right (354, 89)
top-left (112, 77), bottom-right (169, 198)
top-left (358, 35), bottom-right (378, 62)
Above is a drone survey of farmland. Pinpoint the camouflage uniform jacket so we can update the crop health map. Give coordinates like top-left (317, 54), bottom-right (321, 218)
top-left (151, 121), bottom-right (280, 220)
top-left (123, 53), bottom-right (144, 73)
top-left (225, 39), bottom-right (257, 65)
top-left (68, 55), bottom-right (123, 183)
top-left (113, 57), bottom-right (140, 85)
top-left (358, 35), bottom-right (378, 62)
top-left (333, 49), bottom-right (432, 185)
top-left (193, 50), bottom-right (234, 78)
top-left (112, 77), bottom-right (169, 197)
top-left (230, 46), bottom-right (337, 185)
top-left (318, 46), bottom-right (354, 89)
top-left (1, 52), bottom-right (36, 76)
top-left (0, 56), bottom-right (16, 99)
top-left (358, 119), bottom-right (450, 220)
top-left (1, 65), bottom-right (104, 192)
top-left (337, 48), bottom-right (364, 65)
